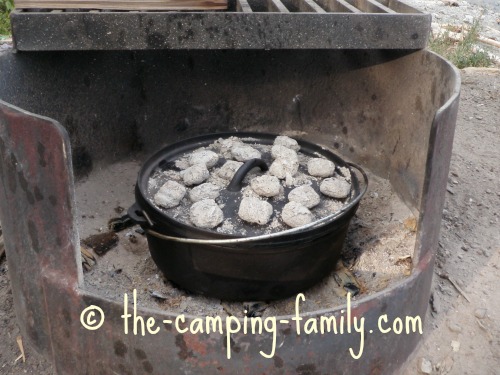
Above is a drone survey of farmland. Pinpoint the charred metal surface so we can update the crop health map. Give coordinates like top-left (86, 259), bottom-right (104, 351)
top-left (11, 11), bottom-right (431, 51)
top-left (0, 49), bottom-right (460, 374)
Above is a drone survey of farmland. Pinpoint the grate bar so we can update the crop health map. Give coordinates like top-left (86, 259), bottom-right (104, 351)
top-left (312, 0), bottom-right (360, 13)
top-left (289, 0), bottom-right (326, 13)
top-left (365, 0), bottom-right (395, 13)
top-left (335, 0), bottom-right (360, 12)
top-left (237, 0), bottom-right (253, 12)
top-left (343, 0), bottom-right (393, 13)
top-left (268, 0), bottom-right (289, 12)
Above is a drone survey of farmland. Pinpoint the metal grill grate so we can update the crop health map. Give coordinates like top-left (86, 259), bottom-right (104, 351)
top-left (11, 0), bottom-right (430, 50)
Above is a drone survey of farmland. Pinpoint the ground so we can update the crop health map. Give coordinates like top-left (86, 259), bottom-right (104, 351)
top-left (1, 2), bottom-right (500, 374)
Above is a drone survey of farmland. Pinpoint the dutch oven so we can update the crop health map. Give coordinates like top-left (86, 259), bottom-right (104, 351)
top-left (128, 132), bottom-right (368, 301)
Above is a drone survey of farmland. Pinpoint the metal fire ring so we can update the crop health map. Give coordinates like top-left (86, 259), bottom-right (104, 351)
top-left (0, 49), bottom-right (460, 374)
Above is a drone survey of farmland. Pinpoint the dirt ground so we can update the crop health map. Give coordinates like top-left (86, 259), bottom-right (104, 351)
top-left (0, 61), bottom-right (499, 375)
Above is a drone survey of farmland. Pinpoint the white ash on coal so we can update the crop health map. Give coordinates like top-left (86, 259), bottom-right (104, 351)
top-left (147, 135), bottom-right (354, 235)
top-left (281, 201), bottom-right (314, 228)
top-left (288, 185), bottom-right (321, 209)
top-left (217, 160), bottom-right (243, 180)
top-left (231, 144), bottom-right (261, 161)
top-left (238, 197), bottom-right (274, 225)
top-left (154, 180), bottom-right (186, 209)
top-left (320, 176), bottom-right (351, 199)
top-left (180, 164), bottom-right (210, 186)
top-left (188, 149), bottom-right (219, 168)
top-left (189, 199), bottom-right (224, 229)
top-left (188, 183), bottom-right (220, 202)
top-left (273, 135), bottom-right (300, 151)
top-left (250, 175), bottom-right (281, 198)
top-left (308, 158), bottom-right (335, 177)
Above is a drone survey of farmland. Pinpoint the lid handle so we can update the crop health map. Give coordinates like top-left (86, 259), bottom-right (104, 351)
top-left (226, 158), bottom-right (268, 192)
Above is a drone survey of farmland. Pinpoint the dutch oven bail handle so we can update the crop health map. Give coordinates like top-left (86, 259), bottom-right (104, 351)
top-left (128, 161), bottom-right (368, 245)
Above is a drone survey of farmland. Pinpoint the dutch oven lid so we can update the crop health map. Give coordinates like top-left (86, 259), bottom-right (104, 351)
top-left (132, 132), bottom-right (367, 241)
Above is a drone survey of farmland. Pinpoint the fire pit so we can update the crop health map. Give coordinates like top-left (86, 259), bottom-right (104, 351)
top-left (0, 48), bottom-right (460, 374)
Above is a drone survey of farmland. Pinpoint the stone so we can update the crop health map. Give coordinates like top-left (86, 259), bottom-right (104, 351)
top-left (418, 357), bottom-right (432, 374)
top-left (250, 175), bottom-right (281, 197)
top-left (447, 321), bottom-right (462, 333)
top-left (273, 135), bottom-right (300, 151)
top-left (320, 176), bottom-right (351, 198)
top-left (154, 180), bottom-right (186, 209)
top-left (288, 185), bottom-right (321, 208)
top-left (451, 340), bottom-right (460, 352)
top-left (307, 158), bottom-right (335, 177)
top-left (181, 164), bottom-right (210, 186)
top-left (188, 149), bottom-right (219, 168)
top-left (238, 197), bottom-right (273, 225)
top-left (231, 145), bottom-right (261, 161)
top-left (281, 201), bottom-right (314, 228)
top-left (474, 308), bottom-right (487, 319)
top-left (189, 183), bottom-right (220, 202)
top-left (189, 199), bottom-right (224, 229)
top-left (217, 160), bottom-right (244, 180)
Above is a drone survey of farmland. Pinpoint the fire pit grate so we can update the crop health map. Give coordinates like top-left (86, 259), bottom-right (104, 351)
top-left (11, 0), bottom-right (431, 50)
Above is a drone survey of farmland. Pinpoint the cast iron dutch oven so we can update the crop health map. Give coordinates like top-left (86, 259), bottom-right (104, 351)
top-left (128, 132), bottom-right (367, 301)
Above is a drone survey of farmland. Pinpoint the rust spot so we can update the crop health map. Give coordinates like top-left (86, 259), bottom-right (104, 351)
top-left (342, 126), bottom-right (348, 135)
top-left (185, 333), bottom-right (208, 356)
top-left (114, 340), bottom-right (128, 358)
top-left (175, 334), bottom-right (194, 360)
top-left (143, 361), bottom-right (154, 374)
top-left (370, 357), bottom-right (384, 375)
top-left (281, 327), bottom-right (292, 335)
top-left (274, 356), bottom-right (284, 368)
top-left (163, 321), bottom-right (172, 331)
top-left (349, 147), bottom-right (355, 153)
top-left (135, 348), bottom-right (147, 360)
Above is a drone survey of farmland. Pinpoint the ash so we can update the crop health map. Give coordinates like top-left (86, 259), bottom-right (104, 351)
top-left (146, 135), bottom-right (354, 235)
top-left (78, 160), bottom-right (416, 317)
